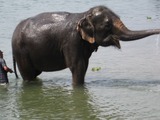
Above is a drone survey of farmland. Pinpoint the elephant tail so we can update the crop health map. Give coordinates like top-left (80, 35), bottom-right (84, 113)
top-left (13, 57), bottom-right (19, 78)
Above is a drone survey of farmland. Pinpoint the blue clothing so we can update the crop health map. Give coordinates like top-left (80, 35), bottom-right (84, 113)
top-left (0, 58), bottom-right (8, 83)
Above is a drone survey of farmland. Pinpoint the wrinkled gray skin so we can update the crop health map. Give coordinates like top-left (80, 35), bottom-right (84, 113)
top-left (12, 6), bottom-right (160, 85)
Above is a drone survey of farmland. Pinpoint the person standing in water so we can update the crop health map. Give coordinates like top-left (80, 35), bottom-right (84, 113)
top-left (0, 50), bottom-right (13, 85)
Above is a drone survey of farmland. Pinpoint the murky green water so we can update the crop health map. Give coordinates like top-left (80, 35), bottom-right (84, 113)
top-left (0, 0), bottom-right (160, 120)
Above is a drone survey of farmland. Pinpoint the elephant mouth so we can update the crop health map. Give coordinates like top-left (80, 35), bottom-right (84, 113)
top-left (102, 35), bottom-right (121, 49)
top-left (111, 35), bottom-right (121, 49)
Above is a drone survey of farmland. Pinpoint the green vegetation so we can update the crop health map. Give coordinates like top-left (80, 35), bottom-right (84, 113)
top-left (147, 16), bottom-right (152, 19)
top-left (91, 67), bottom-right (101, 72)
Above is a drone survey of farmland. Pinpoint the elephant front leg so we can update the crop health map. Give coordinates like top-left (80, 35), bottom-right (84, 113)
top-left (69, 60), bottom-right (88, 86)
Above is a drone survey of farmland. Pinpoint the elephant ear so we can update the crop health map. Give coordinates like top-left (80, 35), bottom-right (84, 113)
top-left (77, 15), bottom-right (95, 44)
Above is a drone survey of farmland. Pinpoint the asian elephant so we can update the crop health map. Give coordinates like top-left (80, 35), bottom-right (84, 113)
top-left (12, 6), bottom-right (160, 85)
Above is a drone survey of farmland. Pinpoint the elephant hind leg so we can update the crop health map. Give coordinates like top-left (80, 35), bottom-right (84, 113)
top-left (16, 55), bottom-right (40, 81)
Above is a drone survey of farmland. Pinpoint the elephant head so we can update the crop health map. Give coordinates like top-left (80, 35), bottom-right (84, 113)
top-left (77, 6), bottom-right (160, 48)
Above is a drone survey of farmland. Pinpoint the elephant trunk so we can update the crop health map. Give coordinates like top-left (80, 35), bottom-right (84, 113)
top-left (113, 19), bottom-right (160, 41)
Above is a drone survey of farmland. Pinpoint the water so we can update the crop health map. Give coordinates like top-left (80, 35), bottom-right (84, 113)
top-left (0, 0), bottom-right (160, 120)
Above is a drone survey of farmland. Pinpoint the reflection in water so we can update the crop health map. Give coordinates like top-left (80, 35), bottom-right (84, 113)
top-left (17, 82), bottom-right (100, 120)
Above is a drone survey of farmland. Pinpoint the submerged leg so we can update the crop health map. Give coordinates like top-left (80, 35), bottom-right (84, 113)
top-left (69, 59), bottom-right (89, 86)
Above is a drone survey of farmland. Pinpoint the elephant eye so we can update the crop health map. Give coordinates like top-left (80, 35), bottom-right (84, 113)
top-left (104, 23), bottom-right (111, 30)
top-left (97, 22), bottom-right (111, 31)
top-left (104, 20), bottom-right (112, 30)
top-left (103, 17), bottom-right (112, 30)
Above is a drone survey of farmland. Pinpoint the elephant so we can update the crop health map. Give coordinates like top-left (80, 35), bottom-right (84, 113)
top-left (12, 6), bottom-right (160, 85)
